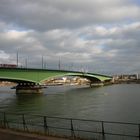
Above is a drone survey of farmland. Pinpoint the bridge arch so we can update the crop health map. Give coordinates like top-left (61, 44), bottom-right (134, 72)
top-left (40, 73), bottom-right (102, 84)
top-left (0, 77), bottom-right (38, 84)
top-left (0, 68), bottom-right (112, 94)
top-left (0, 68), bottom-right (112, 85)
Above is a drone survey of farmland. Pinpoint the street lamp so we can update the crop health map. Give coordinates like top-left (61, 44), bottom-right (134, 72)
top-left (25, 58), bottom-right (27, 68)
top-left (42, 56), bottom-right (44, 69)
top-left (16, 51), bottom-right (19, 68)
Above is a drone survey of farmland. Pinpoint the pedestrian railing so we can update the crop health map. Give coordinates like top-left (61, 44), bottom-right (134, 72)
top-left (0, 112), bottom-right (139, 140)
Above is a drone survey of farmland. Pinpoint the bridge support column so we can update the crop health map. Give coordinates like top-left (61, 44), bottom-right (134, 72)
top-left (16, 87), bottom-right (43, 94)
top-left (15, 83), bottom-right (43, 94)
top-left (89, 82), bottom-right (104, 88)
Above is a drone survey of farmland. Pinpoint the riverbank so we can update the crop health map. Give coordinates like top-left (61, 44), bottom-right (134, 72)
top-left (0, 128), bottom-right (72, 140)
top-left (112, 79), bottom-right (140, 84)
top-left (0, 81), bottom-right (16, 87)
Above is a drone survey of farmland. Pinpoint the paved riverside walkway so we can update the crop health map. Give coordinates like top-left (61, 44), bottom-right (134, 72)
top-left (0, 128), bottom-right (72, 140)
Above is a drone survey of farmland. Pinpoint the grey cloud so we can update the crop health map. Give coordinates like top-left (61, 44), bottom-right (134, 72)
top-left (0, 0), bottom-right (140, 74)
top-left (0, 21), bottom-right (140, 74)
top-left (0, 0), bottom-right (140, 31)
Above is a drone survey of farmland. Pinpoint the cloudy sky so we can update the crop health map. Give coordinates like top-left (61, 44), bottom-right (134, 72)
top-left (0, 0), bottom-right (140, 75)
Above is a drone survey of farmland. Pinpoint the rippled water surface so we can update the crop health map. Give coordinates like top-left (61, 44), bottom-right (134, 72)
top-left (0, 84), bottom-right (140, 123)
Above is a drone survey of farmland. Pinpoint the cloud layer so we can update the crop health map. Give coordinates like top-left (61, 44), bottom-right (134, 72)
top-left (0, 0), bottom-right (140, 74)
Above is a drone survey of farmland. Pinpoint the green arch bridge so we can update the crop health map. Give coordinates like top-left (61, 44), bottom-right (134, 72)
top-left (0, 68), bottom-right (112, 94)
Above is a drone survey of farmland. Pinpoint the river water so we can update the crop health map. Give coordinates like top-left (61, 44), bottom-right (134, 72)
top-left (0, 84), bottom-right (140, 123)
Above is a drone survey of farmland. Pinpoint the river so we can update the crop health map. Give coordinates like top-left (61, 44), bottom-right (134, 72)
top-left (0, 84), bottom-right (140, 123)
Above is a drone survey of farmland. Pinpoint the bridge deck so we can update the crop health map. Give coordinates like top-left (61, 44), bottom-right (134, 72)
top-left (0, 68), bottom-right (112, 84)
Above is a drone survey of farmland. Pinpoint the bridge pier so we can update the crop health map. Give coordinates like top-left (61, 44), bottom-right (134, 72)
top-left (14, 83), bottom-right (44, 94)
top-left (16, 86), bottom-right (43, 94)
top-left (89, 82), bottom-right (104, 88)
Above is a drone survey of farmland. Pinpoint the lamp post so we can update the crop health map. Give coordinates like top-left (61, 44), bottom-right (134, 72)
top-left (42, 56), bottom-right (44, 69)
top-left (58, 57), bottom-right (61, 70)
top-left (25, 58), bottom-right (27, 68)
top-left (16, 51), bottom-right (19, 68)
top-left (44, 61), bottom-right (46, 69)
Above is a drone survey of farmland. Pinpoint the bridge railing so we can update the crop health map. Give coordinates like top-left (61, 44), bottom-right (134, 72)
top-left (0, 112), bottom-right (139, 140)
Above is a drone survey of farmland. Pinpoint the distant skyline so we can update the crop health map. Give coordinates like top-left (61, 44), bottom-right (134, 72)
top-left (0, 0), bottom-right (140, 74)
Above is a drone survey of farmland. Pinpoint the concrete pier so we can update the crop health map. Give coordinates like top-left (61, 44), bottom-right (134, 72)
top-left (89, 82), bottom-right (104, 88)
top-left (14, 83), bottom-right (44, 94)
top-left (16, 87), bottom-right (43, 94)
